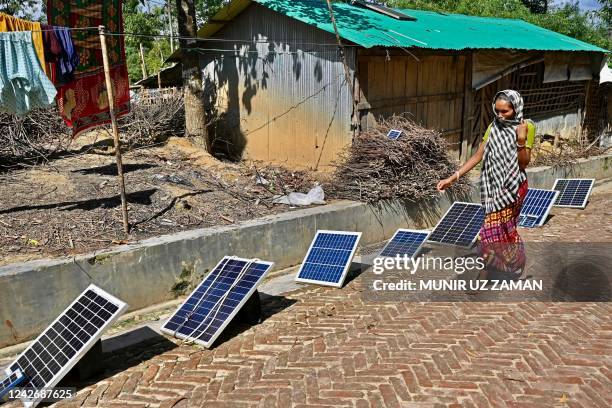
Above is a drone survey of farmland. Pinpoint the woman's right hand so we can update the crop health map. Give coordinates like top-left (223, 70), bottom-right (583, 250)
top-left (437, 177), bottom-right (453, 191)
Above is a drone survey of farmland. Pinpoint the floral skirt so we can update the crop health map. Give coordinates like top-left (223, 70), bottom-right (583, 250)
top-left (477, 180), bottom-right (529, 276)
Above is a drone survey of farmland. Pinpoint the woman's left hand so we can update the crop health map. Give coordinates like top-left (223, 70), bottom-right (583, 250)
top-left (516, 119), bottom-right (527, 143)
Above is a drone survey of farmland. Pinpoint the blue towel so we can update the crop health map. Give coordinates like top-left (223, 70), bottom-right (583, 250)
top-left (0, 31), bottom-right (57, 115)
top-left (56, 27), bottom-right (79, 83)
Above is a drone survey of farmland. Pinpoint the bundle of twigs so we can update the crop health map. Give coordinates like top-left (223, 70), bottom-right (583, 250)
top-left (327, 115), bottom-right (471, 202)
top-left (531, 138), bottom-right (607, 168)
top-left (118, 91), bottom-right (185, 147)
top-left (0, 107), bottom-right (71, 163)
top-left (0, 92), bottom-right (185, 166)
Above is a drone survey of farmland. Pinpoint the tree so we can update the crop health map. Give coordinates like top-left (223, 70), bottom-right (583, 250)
top-left (176, 0), bottom-right (209, 149)
top-left (0, 0), bottom-right (40, 20)
top-left (123, 1), bottom-right (168, 82)
top-left (522, 0), bottom-right (547, 14)
top-left (597, 0), bottom-right (611, 28)
top-left (194, 0), bottom-right (228, 26)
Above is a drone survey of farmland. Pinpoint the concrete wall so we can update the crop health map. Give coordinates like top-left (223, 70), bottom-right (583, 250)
top-left (1, 154), bottom-right (611, 348)
top-left (533, 110), bottom-right (582, 139)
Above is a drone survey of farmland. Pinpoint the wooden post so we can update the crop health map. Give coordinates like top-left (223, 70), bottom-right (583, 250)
top-left (460, 52), bottom-right (474, 163)
top-left (166, 2), bottom-right (175, 53)
top-left (99, 25), bottom-right (130, 235)
top-left (139, 43), bottom-right (148, 79)
top-left (324, 0), bottom-right (359, 131)
top-left (158, 47), bottom-right (164, 88)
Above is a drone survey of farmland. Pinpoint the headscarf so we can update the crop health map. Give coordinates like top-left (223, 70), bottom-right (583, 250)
top-left (480, 89), bottom-right (527, 214)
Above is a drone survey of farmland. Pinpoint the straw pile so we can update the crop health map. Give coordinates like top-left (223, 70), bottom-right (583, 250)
top-left (327, 115), bottom-right (471, 202)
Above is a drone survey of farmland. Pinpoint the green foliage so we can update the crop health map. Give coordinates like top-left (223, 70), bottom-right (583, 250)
top-left (596, 0), bottom-right (611, 28)
top-left (195, 0), bottom-right (229, 25)
top-left (522, 0), bottom-right (548, 14)
top-left (144, 40), bottom-right (173, 76)
top-left (532, 2), bottom-right (609, 51)
top-left (123, 1), bottom-right (173, 83)
top-left (123, 1), bottom-right (231, 83)
top-left (0, 0), bottom-right (41, 21)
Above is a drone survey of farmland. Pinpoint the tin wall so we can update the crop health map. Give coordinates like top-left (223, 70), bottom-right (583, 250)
top-left (200, 3), bottom-right (355, 170)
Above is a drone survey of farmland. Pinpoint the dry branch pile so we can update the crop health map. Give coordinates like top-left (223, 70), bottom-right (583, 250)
top-left (327, 115), bottom-right (471, 202)
top-left (531, 137), bottom-right (607, 168)
top-left (118, 92), bottom-right (185, 147)
top-left (0, 107), bottom-right (71, 163)
top-left (0, 94), bottom-right (185, 166)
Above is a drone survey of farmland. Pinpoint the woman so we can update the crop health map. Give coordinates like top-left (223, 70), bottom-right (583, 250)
top-left (437, 89), bottom-right (534, 279)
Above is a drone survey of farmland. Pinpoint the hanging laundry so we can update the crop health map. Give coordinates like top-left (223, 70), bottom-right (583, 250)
top-left (0, 32), bottom-right (57, 115)
top-left (47, 0), bottom-right (130, 137)
top-left (41, 24), bottom-right (79, 86)
top-left (0, 12), bottom-right (48, 76)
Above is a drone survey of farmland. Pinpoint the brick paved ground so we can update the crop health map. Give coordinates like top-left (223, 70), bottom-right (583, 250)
top-left (5, 185), bottom-right (612, 408)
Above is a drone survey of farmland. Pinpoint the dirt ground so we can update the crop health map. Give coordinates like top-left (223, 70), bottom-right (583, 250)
top-left (0, 134), bottom-right (319, 266)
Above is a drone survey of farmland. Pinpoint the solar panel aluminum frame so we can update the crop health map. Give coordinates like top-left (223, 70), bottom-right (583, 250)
top-left (295, 230), bottom-right (362, 288)
top-left (160, 256), bottom-right (274, 348)
top-left (427, 202), bottom-right (484, 248)
top-left (518, 214), bottom-right (539, 228)
top-left (386, 129), bottom-right (403, 140)
top-left (0, 368), bottom-right (24, 400)
top-left (552, 178), bottom-right (595, 209)
top-left (519, 188), bottom-right (559, 227)
top-left (8, 285), bottom-right (127, 408)
top-left (377, 229), bottom-right (431, 259)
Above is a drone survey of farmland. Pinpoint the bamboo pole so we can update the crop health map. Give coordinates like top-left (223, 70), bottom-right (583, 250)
top-left (324, 0), bottom-right (359, 130)
top-left (139, 43), bottom-right (148, 79)
top-left (167, 2), bottom-right (175, 53)
top-left (99, 25), bottom-right (130, 235)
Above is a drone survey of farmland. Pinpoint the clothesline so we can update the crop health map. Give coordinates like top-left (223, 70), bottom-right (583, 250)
top-left (106, 31), bottom-right (362, 48)
top-left (24, 26), bottom-right (361, 48)
top-left (27, 26), bottom-right (100, 32)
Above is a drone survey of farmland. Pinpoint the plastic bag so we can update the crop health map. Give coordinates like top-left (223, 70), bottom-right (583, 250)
top-left (272, 185), bottom-right (326, 206)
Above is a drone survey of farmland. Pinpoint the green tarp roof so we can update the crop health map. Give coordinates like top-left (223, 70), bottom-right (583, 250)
top-left (202, 0), bottom-right (607, 53)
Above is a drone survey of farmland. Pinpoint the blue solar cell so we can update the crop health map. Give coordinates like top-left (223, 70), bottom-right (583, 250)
top-left (387, 129), bottom-right (403, 140)
top-left (0, 369), bottom-right (24, 399)
top-left (295, 231), bottom-right (361, 287)
top-left (553, 179), bottom-right (594, 208)
top-left (7, 285), bottom-right (127, 408)
top-left (518, 214), bottom-right (539, 228)
top-left (162, 257), bottom-right (273, 347)
top-left (379, 229), bottom-right (430, 258)
top-left (518, 188), bottom-right (558, 227)
top-left (428, 202), bottom-right (484, 247)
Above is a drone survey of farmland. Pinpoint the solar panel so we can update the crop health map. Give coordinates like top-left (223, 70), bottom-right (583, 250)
top-left (518, 214), bottom-right (539, 228)
top-left (295, 230), bottom-right (362, 287)
top-left (352, 1), bottom-right (416, 20)
top-left (517, 188), bottom-right (559, 227)
top-left (0, 368), bottom-right (24, 400)
top-left (387, 129), bottom-right (403, 140)
top-left (553, 178), bottom-right (594, 208)
top-left (161, 256), bottom-right (273, 348)
top-left (428, 202), bottom-right (484, 247)
top-left (378, 229), bottom-right (430, 258)
top-left (7, 285), bottom-right (127, 408)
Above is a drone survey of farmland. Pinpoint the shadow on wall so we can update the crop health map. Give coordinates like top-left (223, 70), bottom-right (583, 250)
top-left (203, 1), bottom-right (366, 162)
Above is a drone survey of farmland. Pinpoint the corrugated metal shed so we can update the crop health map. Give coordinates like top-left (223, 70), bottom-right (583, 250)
top-left (198, 0), bottom-right (608, 53)
top-left (199, 2), bottom-right (355, 169)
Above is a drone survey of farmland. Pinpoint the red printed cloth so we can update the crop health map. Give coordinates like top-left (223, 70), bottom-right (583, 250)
top-left (47, 0), bottom-right (129, 136)
top-left (477, 179), bottom-right (529, 275)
